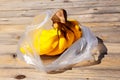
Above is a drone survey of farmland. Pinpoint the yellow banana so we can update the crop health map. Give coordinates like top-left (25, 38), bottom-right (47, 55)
top-left (20, 29), bottom-right (59, 55)
top-left (39, 35), bottom-right (58, 54)
top-left (45, 31), bottom-right (67, 56)
top-left (36, 29), bottom-right (59, 55)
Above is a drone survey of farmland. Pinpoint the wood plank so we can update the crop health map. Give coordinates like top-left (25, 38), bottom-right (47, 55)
top-left (0, 6), bottom-right (120, 18)
top-left (0, 30), bottom-right (119, 50)
top-left (0, 51), bottom-right (120, 69)
top-left (0, 45), bottom-right (120, 80)
top-left (67, 6), bottom-right (120, 15)
top-left (0, 17), bottom-right (32, 25)
top-left (0, 21), bottom-right (120, 33)
top-left (0, 55), bottom-right (31, 68)
top-left (0, 0), bottom-right (115, 2)
top-left (0, 42), bottom-right (120, 56)
top-left (0, 22), bottom-right (120, 35)
top-left (0, 50), bottom-right (120, 80)
top-left (0, 22), bottom-right (120, 45)
top-left (0, 0), bottom-right (119, 11)
top-left (81, 22), bottom-right (120, 28)
top-left (0, 25), bottom-right (26, 33)
top-left (0, 13), bottom-right (120, 25)
top-left (0, 0), bottom-right (117, 2)
top-left (69, 13), bottom-right (120, 23)
top-left (0, 44), bottom-right (16, 54)
top-left (0, 68), bottom-right (119, 80)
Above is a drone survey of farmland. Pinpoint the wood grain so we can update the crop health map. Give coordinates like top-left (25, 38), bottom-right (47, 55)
top-left (0, 44), bottom-right (120, 79)
top-left (0, 13), bottom-right (120, 24)
top-left (0, 0), bottom-right (119, 10)
top-left (0, 68), bottom-right (119, 80)
top-left (0, 0), bottom-right (120, 80)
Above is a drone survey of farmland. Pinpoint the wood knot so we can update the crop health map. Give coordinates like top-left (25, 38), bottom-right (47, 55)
top-left (64, 0), bottom-right (69, 2)
top-left (16, 36), bottom-right (20, 39)
top-left (93, 8), bottom-right (98, 10)
top-left (15, 75), bottom-right (26, 79)
top-left (12, 54), bottom-right (17, 58)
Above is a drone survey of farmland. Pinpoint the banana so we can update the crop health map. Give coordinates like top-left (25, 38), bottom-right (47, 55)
top-left (74, 24), bottom-right (82, 40)
top-left (45, 30), bottom-right (67, 56)
top-left (38, 29), bottom-right (59, 55)
top-left (40, 21), bottom-right (82, 56)
top-left (65, 30), bottom-right (75, 48)
top-left (39, 35), bottom-right (58, 54)
top-left (20, 29), bottom-right (59, 55)
top-left (20, 8), bottom-right (83, 56)
top-left (20, 20), bottom-right (82, 56)
top-left (33, 29), bottom-right (42, 54)
top-left (69, 20), bottom-right (82, 41)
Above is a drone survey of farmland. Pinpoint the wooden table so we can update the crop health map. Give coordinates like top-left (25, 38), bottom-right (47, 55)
top-left (0, 0), bottom-right (120, 80)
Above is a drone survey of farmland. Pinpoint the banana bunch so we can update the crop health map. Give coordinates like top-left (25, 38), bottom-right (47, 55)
top-left (20, 9), bottom-right (82, 56)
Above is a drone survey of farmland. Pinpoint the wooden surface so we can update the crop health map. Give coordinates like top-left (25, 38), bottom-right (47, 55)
top-left (0, 0), bottom-right (120, 80)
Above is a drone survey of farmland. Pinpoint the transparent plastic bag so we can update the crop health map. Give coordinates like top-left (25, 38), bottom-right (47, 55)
top-left (17, 10), bottom-right (98, 72)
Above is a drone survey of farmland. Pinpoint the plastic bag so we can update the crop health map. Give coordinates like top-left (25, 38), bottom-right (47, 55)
top-left (17, 10), bottom-right (98, 72)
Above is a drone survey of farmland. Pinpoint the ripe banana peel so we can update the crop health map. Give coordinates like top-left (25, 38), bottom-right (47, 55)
top-left (20, 20), bottom-right (82, 56)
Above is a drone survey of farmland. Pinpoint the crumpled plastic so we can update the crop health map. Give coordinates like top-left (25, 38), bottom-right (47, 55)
top-left (17, 10), bottom-right (98, 72)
